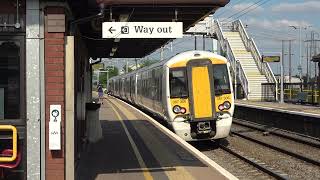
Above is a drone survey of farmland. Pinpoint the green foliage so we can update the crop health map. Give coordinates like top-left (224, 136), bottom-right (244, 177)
top-left (99, 66), bottom-right (119, 87)
top-left (139, 59), bottom-right (157, 68)
top-left (122, 64), bottom-right (134, 73)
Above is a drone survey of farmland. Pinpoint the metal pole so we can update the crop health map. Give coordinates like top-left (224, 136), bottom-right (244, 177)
top-left (281, 40), bottom-right (285, 103)
top-left (203, 35), bottom-right (206, 50)
top-left (195, 35), bottom-right (197, 50)
top-left (126, 60), bottom-right (128, 73)
top-left (318, 62), bottom-right (320, 105)
top-left (135, 58), bottom-right (138, 69)
top-left (106, 70), bottom-right (109, 90)
top-left (307, 43), bottom-right (309, 83)
top-left (160, 47), bottom-right (164, 60)
top-left (97, 71), bottom-right (100, 84)
top-left (299, 27), bottom-right (302, 81)
top-left (234, 61), bottom-right (237, 100)
top-left (289, 40), bottom-right (292, 83)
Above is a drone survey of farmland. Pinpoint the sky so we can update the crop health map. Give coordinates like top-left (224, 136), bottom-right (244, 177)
top-left (145, 0), bottom-right (320, 77)
top-left (104, 0), bottom-right (320, 77)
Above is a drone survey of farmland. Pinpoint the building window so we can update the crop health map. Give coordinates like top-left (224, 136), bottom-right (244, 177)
top-left (0, 40), bottom-right (23, 120)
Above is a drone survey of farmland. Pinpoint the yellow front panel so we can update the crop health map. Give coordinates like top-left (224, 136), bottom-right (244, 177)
top-left (191, 67), bottom-right (212, 118)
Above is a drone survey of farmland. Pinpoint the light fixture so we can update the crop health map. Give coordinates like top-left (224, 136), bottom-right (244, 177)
top-left (114, 38), bottom-right (120, 42)
top-left (109, 52), bottom-right (114, 57)
top-left (112, 47), bottom-right (117, 52)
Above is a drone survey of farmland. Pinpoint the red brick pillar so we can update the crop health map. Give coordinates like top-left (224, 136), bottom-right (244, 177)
top-left (44, 7), bottom-right (66, 180)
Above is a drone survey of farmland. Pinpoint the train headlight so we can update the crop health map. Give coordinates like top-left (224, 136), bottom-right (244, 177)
top-left (218, 101), bottom-right (231, 111)
top-left (223, 101), bottom-right (231, 110)
top-left (173, 105), bottom-right (181, 114)
top-left (218, 104), bottom-right (225, 111)
top-left (173, 105), bottom-right (186, 114)
top-left (180, 108), bottom-right (186, 114)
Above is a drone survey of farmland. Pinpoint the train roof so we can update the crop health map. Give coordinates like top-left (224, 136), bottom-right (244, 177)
top-left (108, 51), bottom-right (228, 80)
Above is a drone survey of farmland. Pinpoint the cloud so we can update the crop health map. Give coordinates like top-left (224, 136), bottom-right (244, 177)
top-left (232, 2), bottom-right (264, 13)
top-left (272, 1), bottom-right (320, 13)
top-left (246, 18), bottom-right (311, 30)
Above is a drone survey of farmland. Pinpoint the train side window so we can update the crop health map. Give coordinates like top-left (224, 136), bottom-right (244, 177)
top-left (212, 64), bottom-right (231, 95)
top-left (169, 69), bottom-right (188, 98)
top-left (0, 40), bottom-right (24, 120)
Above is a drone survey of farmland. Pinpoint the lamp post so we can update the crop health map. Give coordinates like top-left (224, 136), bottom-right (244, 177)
top-left (289, 25), bottom-right (311, 83)
top-left (289, 26), bottom-right (302, 82)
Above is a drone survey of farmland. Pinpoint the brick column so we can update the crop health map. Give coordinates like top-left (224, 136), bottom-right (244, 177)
top-left (44, 7), bottom-right (66, 180)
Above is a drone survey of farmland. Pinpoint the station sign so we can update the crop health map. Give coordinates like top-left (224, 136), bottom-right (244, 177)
top-left (262, 55), bottom-right (280, 63)
top-left (102, 22), bottom-right (183, 39)
top-left (49, 104), bottom-right (61, 150)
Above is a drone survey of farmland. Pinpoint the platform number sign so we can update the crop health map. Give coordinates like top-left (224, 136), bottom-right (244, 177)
top-left (49, 105), bottom-right (61, 150)
top-left (262, 55), bottom-right (280, 63)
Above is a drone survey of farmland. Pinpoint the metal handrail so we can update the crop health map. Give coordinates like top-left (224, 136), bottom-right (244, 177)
top-left (233, 20), bottom-right (277, 85)
top-left (237, 61), bottom-right (249, 96)
top-left (214, 20), bottom-right (249, 97)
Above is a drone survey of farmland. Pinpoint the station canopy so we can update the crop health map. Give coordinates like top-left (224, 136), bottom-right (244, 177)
top-left (67, 0), bottom-right (230, 58)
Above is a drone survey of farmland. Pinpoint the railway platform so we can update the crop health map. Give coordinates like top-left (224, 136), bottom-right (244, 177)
top-left (235, 100), bottom-right (320, 117)
top-left (76, 96), bottom-right (236, 180)
top-left (234, 100), bottom-right (320, 138)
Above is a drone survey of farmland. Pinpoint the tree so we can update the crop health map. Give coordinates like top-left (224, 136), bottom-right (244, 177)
top-left (99, 66), bottom-right (119, 87)
top-left (139, 59), bottom-right (157, 69)
top-left (122, 64), bottom-right (133, 73)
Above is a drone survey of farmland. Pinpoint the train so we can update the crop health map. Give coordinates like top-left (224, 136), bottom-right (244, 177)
top-left (108, 51), bottom-right (234, 141)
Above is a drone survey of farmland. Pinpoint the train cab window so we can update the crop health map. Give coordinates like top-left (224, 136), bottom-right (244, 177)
top-left (0, 40), bottom-right (23, 120)
top-left (169, 69), bottom-right (188, 98)
top-left (212, 64), bottom-right (231, 95)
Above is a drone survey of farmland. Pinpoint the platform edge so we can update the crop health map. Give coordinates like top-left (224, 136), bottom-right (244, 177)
top-left (114, 97), bottom-right (238, 180)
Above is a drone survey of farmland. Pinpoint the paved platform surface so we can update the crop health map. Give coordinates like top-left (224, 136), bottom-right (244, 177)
top-left (76, 96), bottom-right (235, 180)
top-left (236, 100), bottom-right (320, 116)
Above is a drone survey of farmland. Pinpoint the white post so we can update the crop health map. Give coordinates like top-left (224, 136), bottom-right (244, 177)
top-left (299, 27), bottom-right (302, 81)
top-left (281, 40), bottom-right (285, 103)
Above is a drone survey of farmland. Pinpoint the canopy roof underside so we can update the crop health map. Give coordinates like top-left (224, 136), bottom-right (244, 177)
top-left (67, 0), bottom-right (230, 58)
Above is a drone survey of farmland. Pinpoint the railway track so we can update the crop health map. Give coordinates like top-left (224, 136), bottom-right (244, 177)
top-left (218, 143), bottom-right (289, 180)
top-left (232, 119), bottom-right (320, 166)
top-left (230, 130), bottom-right (320, 166)
top-left (232, 118), bottom-right (320, 148)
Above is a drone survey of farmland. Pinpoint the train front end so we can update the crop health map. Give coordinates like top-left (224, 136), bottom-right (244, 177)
top-left (166, 51), bottom-right (234, 141)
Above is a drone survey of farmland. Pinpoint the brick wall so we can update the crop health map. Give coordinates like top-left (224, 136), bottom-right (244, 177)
top-left (45, 7), bottom-right (66, 180)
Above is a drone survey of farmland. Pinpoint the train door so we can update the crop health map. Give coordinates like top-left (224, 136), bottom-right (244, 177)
top-left (187, 59), bottom-right (216, 121)
top-left (0, 36), bottom-right (26, 180)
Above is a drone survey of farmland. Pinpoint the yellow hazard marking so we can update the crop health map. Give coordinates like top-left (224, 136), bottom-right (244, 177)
top-left (169, 57), bottom-right (226, 68)
top-left (108, 99), bottom-right (153, 180)
top-left (0, 125), bottom-right (17, 162)
top-left (110, 98), bottom-right (195, 180)
top-left (191, 66), bottom-right (212, 118)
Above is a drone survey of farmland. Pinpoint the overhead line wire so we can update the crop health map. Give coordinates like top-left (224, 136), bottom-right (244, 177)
top-left (214, 0), bottom-right (248, 18)
top-left (224, 0), bottom-right (272, 23)
top-left (221, 0), bottom-right (269, 23)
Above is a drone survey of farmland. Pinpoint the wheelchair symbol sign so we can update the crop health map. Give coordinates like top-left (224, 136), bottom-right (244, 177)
top-left (50, 105), bottom-right (61, 122)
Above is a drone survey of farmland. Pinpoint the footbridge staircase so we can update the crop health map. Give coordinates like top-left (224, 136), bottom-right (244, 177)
top-left (214, 20), bottom-right (277, 100)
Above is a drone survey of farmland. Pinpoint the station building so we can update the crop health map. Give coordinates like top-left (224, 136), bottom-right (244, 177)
top-left (0, 0), bottom-right (229, 179)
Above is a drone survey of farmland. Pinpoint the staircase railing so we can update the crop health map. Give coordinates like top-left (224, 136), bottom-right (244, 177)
top-left (233, 20), bottom-right (277, 86)
top-left (214, 20), bottom-right (249, 98)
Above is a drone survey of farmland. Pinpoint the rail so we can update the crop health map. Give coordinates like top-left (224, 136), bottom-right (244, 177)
top-left (214, 20), bottom-right (249, 98)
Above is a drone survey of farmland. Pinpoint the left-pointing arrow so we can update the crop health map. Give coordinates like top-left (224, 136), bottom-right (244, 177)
top-left (109, 27), bottom-right (116, 34)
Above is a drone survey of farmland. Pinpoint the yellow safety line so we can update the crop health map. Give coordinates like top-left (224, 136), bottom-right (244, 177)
top-left (108, 99), bottom-right (153, 180)
top-left (0, 125), bottom-right (17, 162)
top-left (110, 98), bottom-right (195, 180)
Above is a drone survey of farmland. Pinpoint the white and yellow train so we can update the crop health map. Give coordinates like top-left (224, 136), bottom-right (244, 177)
top-left (108, 51), bottom-right (234, 141)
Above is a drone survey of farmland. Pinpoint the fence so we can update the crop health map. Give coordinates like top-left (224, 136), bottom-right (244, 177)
top-left (261, 83), bottom-right (320, 105)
